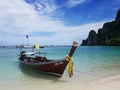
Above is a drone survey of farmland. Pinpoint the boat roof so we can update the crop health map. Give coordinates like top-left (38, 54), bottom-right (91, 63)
top-left (22, 51), bottom-right (46, 55)
top-left (23, 52), bottom-right (35, 55)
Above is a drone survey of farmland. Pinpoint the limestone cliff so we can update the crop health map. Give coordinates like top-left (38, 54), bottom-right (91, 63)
top-left (81, 9), bottom-right (120, 46)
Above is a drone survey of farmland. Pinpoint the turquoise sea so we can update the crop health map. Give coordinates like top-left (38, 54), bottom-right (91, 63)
top-left (0, 46), bottom-right (120, 84)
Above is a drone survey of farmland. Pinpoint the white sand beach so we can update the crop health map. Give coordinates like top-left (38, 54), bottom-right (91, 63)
top-left (0, 75), bottom-right (120, 90)
top-left (85, 75), bottom-right (120, 90)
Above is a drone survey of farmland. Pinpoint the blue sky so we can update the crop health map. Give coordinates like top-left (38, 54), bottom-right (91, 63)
top-left (0, 0), bottom-right (120, 45)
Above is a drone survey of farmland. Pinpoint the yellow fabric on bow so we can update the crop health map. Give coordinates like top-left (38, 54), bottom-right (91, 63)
top-left (66, 55), bottom-right (74, 78)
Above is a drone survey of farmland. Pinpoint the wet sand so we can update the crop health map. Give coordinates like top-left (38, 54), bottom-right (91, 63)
top-left (0, 75), bottom-right (120, 90)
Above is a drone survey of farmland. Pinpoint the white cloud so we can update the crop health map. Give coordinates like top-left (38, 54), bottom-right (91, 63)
top-left (0, 0), bottom-right (105, 45)
top-left (65, 0), bottom-right (86, 8)
top-left (33, 0), bottom-right (58, 14)
top-left (0, 0), bottom-right (62, 33)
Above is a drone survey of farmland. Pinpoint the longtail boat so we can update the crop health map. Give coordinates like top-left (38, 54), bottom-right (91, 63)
top-left (18, 41), bottom-right (79, 77)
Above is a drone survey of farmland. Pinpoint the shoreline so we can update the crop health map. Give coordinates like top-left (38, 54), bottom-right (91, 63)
top-left (85, 75), bottom-right (120, 90)
top-left (0, 74), bottom-right (120, 90)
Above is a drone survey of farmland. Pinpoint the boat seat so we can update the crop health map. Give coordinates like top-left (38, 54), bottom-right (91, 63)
top-left (36, 56), bottom-right (46, 62)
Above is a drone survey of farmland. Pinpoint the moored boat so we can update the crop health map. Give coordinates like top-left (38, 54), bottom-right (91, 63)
top-left (18, 41), bottom-right (79, 77)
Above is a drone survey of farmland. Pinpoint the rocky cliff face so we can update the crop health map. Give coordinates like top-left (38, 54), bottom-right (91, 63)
top-left (81, 9), bottom-right (120, 46)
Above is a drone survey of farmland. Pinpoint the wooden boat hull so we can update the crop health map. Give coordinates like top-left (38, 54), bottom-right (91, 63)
top-left (19, 59), bottom-right (69, 77)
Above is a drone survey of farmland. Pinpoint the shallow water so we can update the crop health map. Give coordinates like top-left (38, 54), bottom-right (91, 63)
top-left (0, 46), bottom-right (120, 84)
